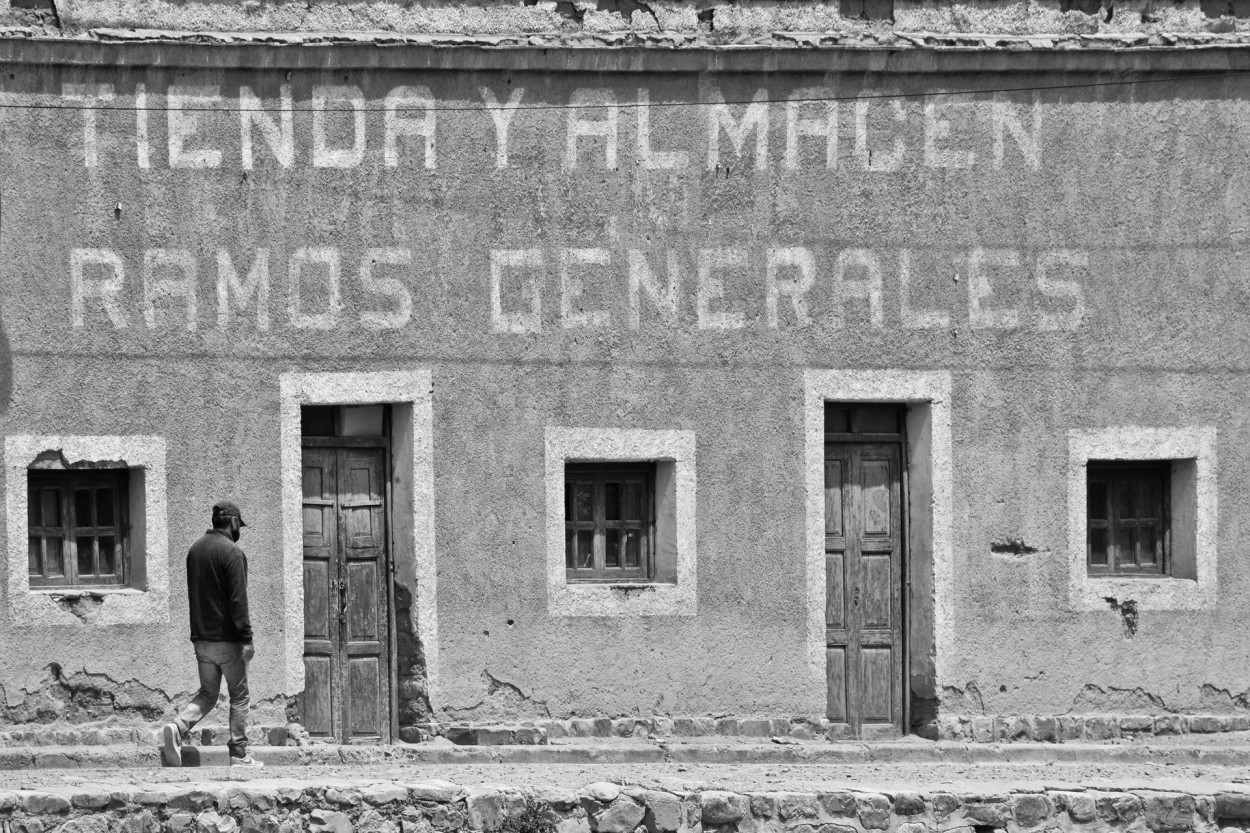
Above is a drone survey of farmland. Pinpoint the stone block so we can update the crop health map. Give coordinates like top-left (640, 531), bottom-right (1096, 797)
top-left (598, 797), bottom-right (646, 833)
top-left (1189, 716), bottom-right (1224, 734)
top-left (0, 791), bottom-right (16, 810)
top-left (72, 790), bottom-right (113, 809)
top-left (61, 817), bottom-right (110, 833)
top-left (1229, 715), bottom-right (1250, 732)
top-left (239, 814), bottom-right (278, 833)
top-left (477, 727), bottom-right (516, 746)
top-left (403, 821), bottom-right (435, 833)
top-left (168, 815), bottom-right (196, 833)
top-left (964, 801), bottom-right (1012, 828)
top-left (196, 811), bottom-right (239, 833)
top-left (558, 820), bottom-right (592, 833)
top-left (788, 723), bottom-right (815, 740)
top-left (1028, 716), bottom-right (1058, 743)
top-left (11, 820), bottom-right (45, 833)
top-left (768, 719), bottom-right (790, 737)
top-left (897, 825), bottom-right (930, 833)
top-left (119, 810), bottom-right (159, 833)
top-left (1095, 794), bottom-right (1142, 823)
top-left (1215, 793), bottom-right (1250, 819)
top-left (443, 726), bottom-right (477, 746)
top-left (996, 716), bottom-right (1029, 742)
top-left (310, 810), bottom-right (354, 833)
top-left (467, 790), bottom-right (510, 831)
top-left (749, 794), bottom-right (778, 819)
top-left (535, 787), bottom-right (579, 812)
top-left (357, 810), bottom-right (399, 833)
top-left (584, 784), bottom-right (622, 804)
top-left (779, 794), bottom-right (819, 821)
top-left (514, 727), bottom-right (547, 745)
top-left (1083, 717), bottom-right (1120, 740)
top-left (739, 720), bottom-right (772, 738)
top-left (1055, 716), bottom-right (1081, 740)
top-left (363, 785), bottom-right (408, 806)
top-left (816, 792), bottom-right (856, 818)
top-left (654, 718), bottom-right (674, 737)
top-left (702, 792), bottom-right (748, 825)
top-left (1154, 715), bottom-right (1185, 735)
top-left (22, 792), bottom-right (72, 814)
top-left (1119, 715), bottom-right (1154, 734)
top-left (717, 719), bottom-right (741, 736)
top-left (409, 781), bottom-right (465, 804)
top-left (1012, 794), bottom-right (1052, 828)
top-left (1054, 793), bottom-right (1096, 824)
top-left (325, 789), bottom-right (362, 808)
top-left (568, 720), bottom-right (597, 738)
top-left (856, 794), bottom-right (891, 830)
top-left (893, 794), bottom-right (925, 817)
top-left (429, 806), bottom-right (467, 831)
top-left (1143, 793), bottom-right (1197, 831)
top-left (970, 717), bottom-right (993, 743)
top-left (645, 792), bottom-right (683, 833)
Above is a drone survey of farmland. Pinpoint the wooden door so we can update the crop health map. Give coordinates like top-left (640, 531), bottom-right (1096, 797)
top-left (301, 446), bottom-right (391, 743)
top-left (824, 442), bottom-right (904, 737)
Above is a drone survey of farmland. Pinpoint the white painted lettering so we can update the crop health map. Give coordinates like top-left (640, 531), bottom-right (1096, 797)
top-left (312, 86), bottom-right (366, 169)
top-left (216, 249), bottom-right (270, 331)
top-left (1036, 249), bottom-right (1088, 331)
top-left (359, 248), bottom-right (413, 330)
top-left (167, 85), bottom-right (223, 168)
top-left (765, 247), bottom-right (815, 328)
top-left (490, 249), bottom-right (544, 334)
top-left (288, 247), bottom-right (343, 329)
top-left (70, 249), bottom-right (128, 329)
top-left (993, 96), bottom-right (1041, 170)
top-left (480, 86), bottom-right (525, 169)
top-left (785, 91), bottom-right (837, 170)
top-left (384, 86), bottom-right (437, 169)
top-left (135, 83), bottom-right (150, 169)
top-left (560, 249), bottom-right (611, 329)
top-left (924, 100), bottom-right (975, 169)
top-left (142, 249), bottom-right (198, 330)
top-left (898, 249), bottom-right (949, 329)
top-left (696, 248), bottom-right (746, 330)
top-left (833, 248), bottom-right (884, 328)
top-left (707, 88), bottom-right (769, 171)
top-left (240, 85), bottom-right (294, 170)
top-left (854, 97), bottom-right (905, 173)
top-left (627, 249), bottom-right (681, 328)
top-left (968, 247), bottom-right (1021, 329)
top-left (636, 89), bottom-right (688, 170)
top-left (566, 89), bottom-right (619, 170)
top-left (167, 86), bottom-right (222, 169)
top-left (63, 83), bottom-right (114, 168)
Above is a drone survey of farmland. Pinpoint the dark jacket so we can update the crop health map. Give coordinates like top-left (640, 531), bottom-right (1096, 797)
top-left (187, 528), bottom-right (253, 644)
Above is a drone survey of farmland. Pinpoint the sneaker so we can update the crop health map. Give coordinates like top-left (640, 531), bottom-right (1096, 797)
top-left (229, 752), bottom-right (263, 768)
top-left (160, 723), bottom-right (182, 768)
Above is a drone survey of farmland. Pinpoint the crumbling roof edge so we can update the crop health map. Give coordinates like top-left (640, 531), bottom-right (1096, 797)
top-left (0, 27), bottom-right (1248, 73)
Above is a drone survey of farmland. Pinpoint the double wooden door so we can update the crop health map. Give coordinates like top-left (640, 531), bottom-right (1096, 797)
top-left (301, 445), bottom-right (392, 743)
top-left (824, 442), bottom-right (904, 737)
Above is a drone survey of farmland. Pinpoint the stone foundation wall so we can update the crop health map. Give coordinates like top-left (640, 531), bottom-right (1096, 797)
top-left (0, 779), bottom-right (1245, 833)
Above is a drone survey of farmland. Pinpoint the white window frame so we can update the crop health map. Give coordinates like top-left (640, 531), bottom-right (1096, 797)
top-left (1067, 426), bottom-right (1217, 611)
top-left (545, 427), bottom-right (697, 617)
top-left (4, 435), bottom-right (168, 626)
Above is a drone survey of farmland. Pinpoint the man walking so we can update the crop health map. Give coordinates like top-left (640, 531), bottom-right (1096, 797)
top-left (161, 500), bottom-right (263, 768)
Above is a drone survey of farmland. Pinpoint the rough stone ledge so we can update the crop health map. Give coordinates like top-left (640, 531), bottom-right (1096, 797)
top-left (2, 25), bottom-right (1250, 50)
top-left (0, 780), bottom-right (1240, 833)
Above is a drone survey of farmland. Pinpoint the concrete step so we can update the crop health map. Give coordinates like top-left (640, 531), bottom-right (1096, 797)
top-left (5, 738), bottom-right (1250, 770)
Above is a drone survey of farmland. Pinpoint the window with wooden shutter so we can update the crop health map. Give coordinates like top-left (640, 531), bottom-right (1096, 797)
top-left (1087, 462), bottom-right (1169, 576)
top-left (564, 463), bottom-right (654, 582)
top-left (28, 470), bottom-right (130, 588)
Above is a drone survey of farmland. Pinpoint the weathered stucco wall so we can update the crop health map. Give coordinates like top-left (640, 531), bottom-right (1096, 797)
top-left (0, 44), bottom-right (1247, 730)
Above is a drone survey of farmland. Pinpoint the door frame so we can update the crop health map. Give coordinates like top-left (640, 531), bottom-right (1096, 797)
top-left (803, 371), bottom-right (953, 740)
top-left (301, 423), bottom-right (398, 743)
top-left (823, 410), bottom-right (909, 738)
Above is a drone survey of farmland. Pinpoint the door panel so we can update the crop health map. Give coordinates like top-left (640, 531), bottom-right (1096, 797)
top-left (824, 442), bottom-right (904, 737)
top-left (301, 445), bottom-right (391, 743)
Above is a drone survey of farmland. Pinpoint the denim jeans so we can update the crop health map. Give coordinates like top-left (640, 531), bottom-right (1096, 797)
top-left (174, 641), bottom-right (250, 756)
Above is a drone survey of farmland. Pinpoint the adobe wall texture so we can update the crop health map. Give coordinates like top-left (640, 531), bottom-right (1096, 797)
top-left (0, 43), bottom-right (1247, 734)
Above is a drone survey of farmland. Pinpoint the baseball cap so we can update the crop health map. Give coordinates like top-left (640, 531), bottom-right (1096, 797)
top-left (212, 500), bottom-right (247, 527)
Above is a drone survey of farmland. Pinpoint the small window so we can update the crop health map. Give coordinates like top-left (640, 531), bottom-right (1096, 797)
top-left (1087, 462), bottom-right (1169, 576)
top-left (564, 463), bottom-right (654, 582)
top-left (28, 470), bottom-right (130, 588)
